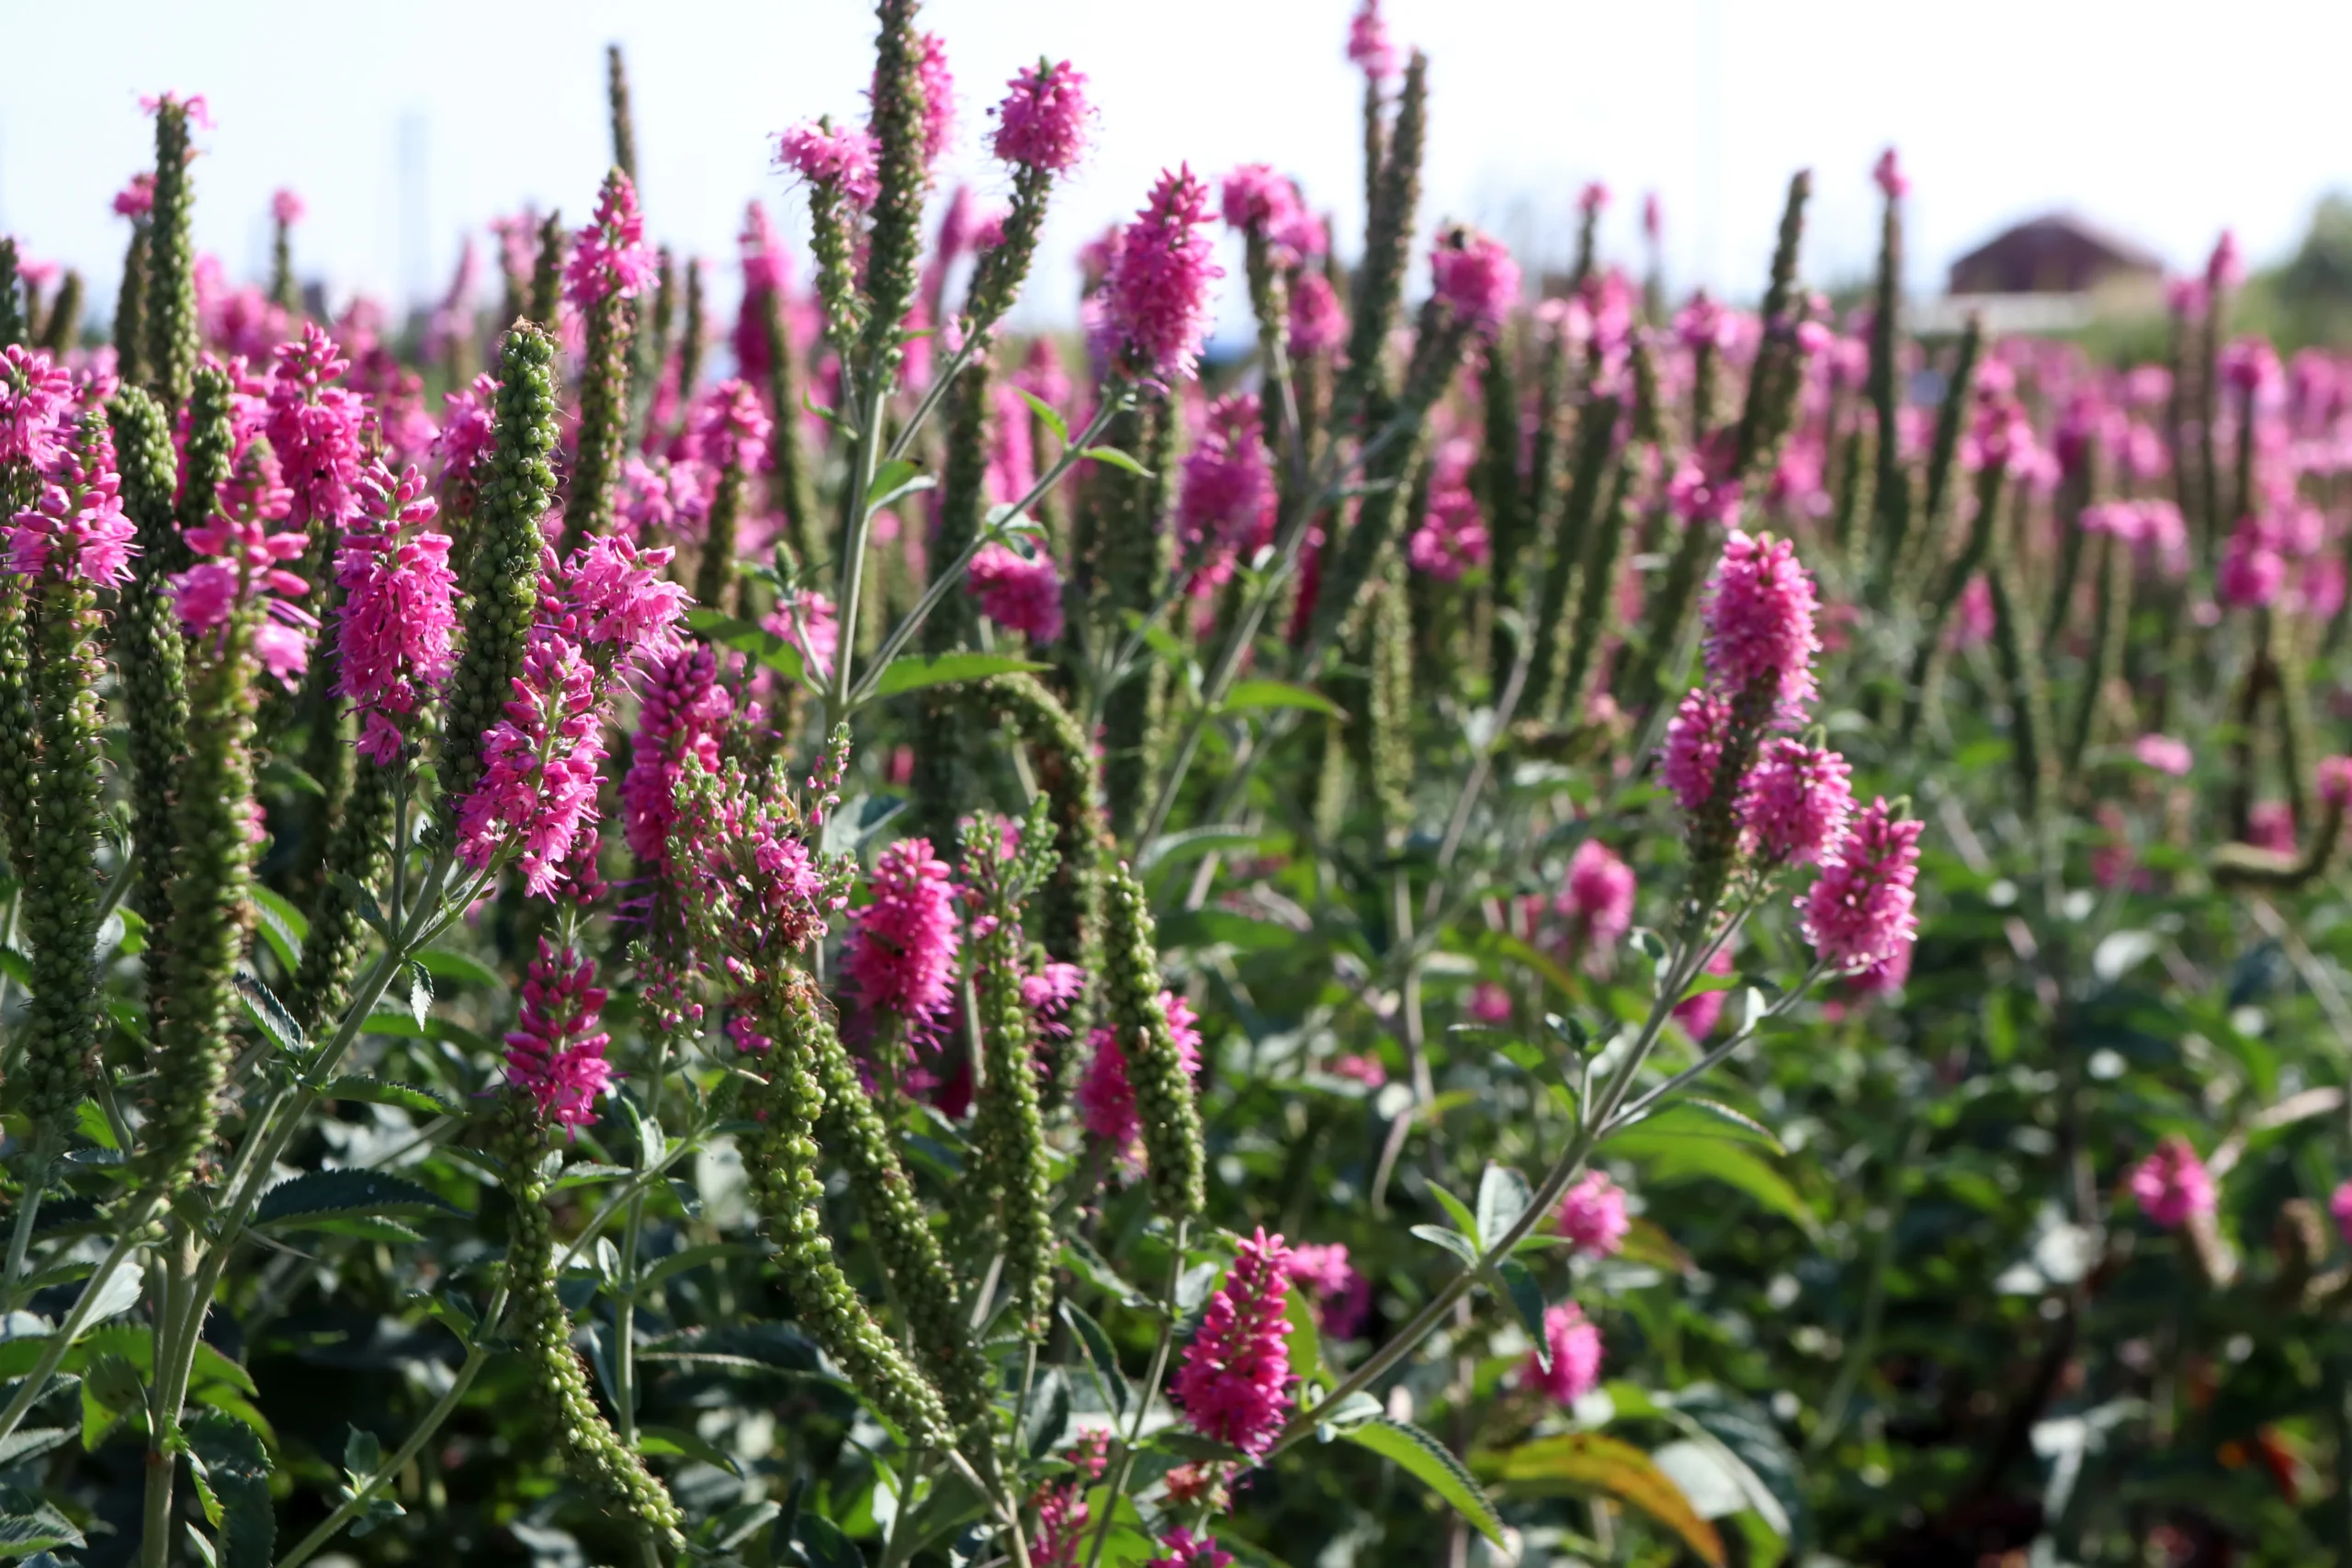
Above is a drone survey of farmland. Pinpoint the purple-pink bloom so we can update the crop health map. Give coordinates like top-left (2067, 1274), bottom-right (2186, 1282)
top-left (336, 460), bottom-right (458, 762)
top-left (1285, 1241), bottom-right (1371, 1340)
top-left (1523, 1302), bottom-right (1604, 1405)
top-left (1660, 687), bottom-right (1732, 814)
top-left (113, 174), bottom-right (156, 219)
top-left (503, 941), bottom-right (616, 1131)
top-left (2318, 756), bottom-right (2352, 811)
top-left (1578, 182), bottom-right (1609, 218)
top-left (845, 838), bottom-right (962, 1038)
top-left (897, 30), bottom-right (956, 169)
top-left (1407, 436), bottom-right (1488, 581)
top-left (1022, 961), bottom-right (1086, 1039)
top-left (2218, 516), bottom-right (2286, 608)
top-left (691, 378), bottom-right (774, 475)
top-left (266, 324), bottom-right (367, 531)
top-left (8, 414), bottom-right (135, 590)
top-left (175, 445), bottom-right (316, 686)
top-left (762, 590), bottom-right (839, 682)
top-left (539, 535), bottom-right (690, 671)
top-left (1146, 1530), bottom-right (1234, 1568)
top-left (1557, 839), bottom-right (1635, 953)
top-left (435, 373), bottom-right (498, 493)
top-left (1288, 270), bottom-right (1347, 357)
top-left (1177, 393), bottom-right (1274, 587)
top-left (271, 187), bottom-right (305, 226)
top-left (622, 644), bottom-right (730, 867)
top-left (1430, 226), bottom-right (1521, 336)
top-left (990, 59), bottom-right (1091, 173)
top-left (1171, 1228), bottom-right (1295, 1458)
top-left (967, 541), bottom-right (1064, 642)
top-left (1675, 944), bottom-right (1736, 1037)
top-left (1798, 797), bottom-right (1923, 974)
top-left (1703, 529), bottom-right (1821, 716)
top-left (776, 121), bottom-right (880, 210)
top-left (1219, 164), bottom-right (1323, 267)
top-left (141, 91), bottom-right (214, 130)
top-left (2131, 1135), bottom-right (2216, 1231)
top-left (2133, 734), bottom-right (2193, 776)
top-left (2331, 1181), bottom-right (2352, 1249)
top-left (1345, 0), bottom-right (1398, 82)
top-left (1742, 738), bottom-right (1855, 867)
top-left (2207, 230), bottom-right (2244, 293)
top-left (566, 169), bottom-right (657, 310)
top-left (1099, 166), bottom-right (1223, 383)
top-left (1554, 1171), bottom-right (1631, 1258)
top-left (1, 346), bottom-right (74, 471)
top-left (1079, 992), bottom-right (1202, 1155)
top-left (456, 632), bottom-right (607, 897)
top-left (1872, 147), bottom-right (1908, 199)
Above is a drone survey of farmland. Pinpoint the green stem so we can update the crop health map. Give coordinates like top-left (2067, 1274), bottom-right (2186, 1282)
top-left (830, 379), bottom-right (891, 710)
top-left (612, 1028), bottom-right (676, 1449)
top-left (1083, 1218), bottom-right (1188, 1568)
top-left (0, 1215), bottom-right (152, 1450)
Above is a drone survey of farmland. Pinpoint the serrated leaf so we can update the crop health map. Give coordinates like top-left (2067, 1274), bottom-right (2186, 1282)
top-left (1342, 1418), bottom-right (1507, 1547)
top-left (0, 1489), bottom-right (84, 1557)
top-left (685, 610), bottom-right (813, 688)
top-left (185, 1412), bottom-right (273, 1568)
top-left (1217, 679), bottom-right (1344, 718)
top-left (1476, 1163), bottom-right (1533, 1249)
top-left (1477, 1432), bottom-right (1725, 1566)
top-left (410, 947), bottom-right (502, 990)
top-left (638, 1423), bottom-right (744, 1478)
top-left (871, 652), bottom-right (1051, 699)
top-left (320, 1076), bottom-right (458, 1118)
top-left (1079, 444), bottom-right (1152, 477)
top-left (0, 1430), bottom-right (68, 1469)
top-left (405, 961), bottom-right (431, 1027)
top-left (232, 971), bottom-right (306, 1055)
top-left (639, 1322), bottom-right (823, 1374)
top-left (1408, 1224), bottom-right (1483, 1268)
top-left (1023, 1367), bottom-right (1072, 1459)
top-left (1422, 1180), bottom-right (1482, 1247)
top-left (1015, 387), bottom-right (1069, 445)
top-left (1493, 1258), bottom-right (1550, 1368)
top-left (254, 1169), bottom-right (461, 1227)
top-left (1059, 1300), bottom-right (1130, 1417)
top-left (249, 886), bottom-right (308, 972)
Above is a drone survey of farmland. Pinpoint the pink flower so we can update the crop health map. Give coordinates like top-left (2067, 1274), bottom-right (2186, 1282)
top-left (1946, 574), bottom-right (1994, 650)
top-left (1430, 227), bottom-right (1521, 336)
top-left (1147, 1530), bottom-right (1234, 1568)
top-left (1288, 270), bottom-right (1347, 357)
top-left (456, 633), bottom-right (606, 897)
top-left (0, 347), bottom-right (74, 473)
top-left (1171, 1228), bottom-right (1295, 1458)
top-left (1554, 1171), bottom-right (1630, 1258)
top-left (1345, 0), bottom-right (1398, 82)
top-left (1798, 798), bottom-right (1923, 974)
top-left (1557, 839), bottom-right (1635, 953)
top-left (8, 414), bottom-right (135, 589)
top-left (2133, 734), bottom-right (2193, 776)
top-left (2130, 1135), bottom-right (2216, 1231)
top-left (435, 373), bottom-right (498, 494)
top-left (336, 461), bottom-right (458, 762)
top-left (1177, 393), bottom-right (1275, 587)
top-left (1407, 437), bottom-right (1488, 581)
top-left (566, 169), bottom-right (657, 309)
top-left (967, 542), bottom-right (1065, 642)
top-left (1660, 687), bottom-right (1731, 814)
top-left (762, 590), bottom-right (839, 682)
top-left (691, 378), bottom-right (773, 475)
top-left (622, 645), bottom-right (730, 866)
top-left (845, 839), bottom-right (962, 1037)
top-left (2320, 756), bottom-right (2352, 811)
top-left (1667, 441), bottom-right (1743, 529)
top-left (1286, 1241), bottom-right (1371, 1340)
top-left (1523, 1302), bottom-right (1604, 1405)
top-left (1705, 529), bottom-right (1820, 716)
top-left (271, 187), bottom-right (305, 227)
top-left (2331, 1181), bottom-right (2352, 1250)
top-left (1079, 993), bottom-right (1202, 1155)
top-left (1872, 147), bottom-right (1908, 199)
top-left (503, 942), bottom-right (616, 1131)
top-left (1023, 962), bottom-right (1087, 1039)
top-left (776, 121), bottom-right (881, 209)
top-left (540, 535), bottom-right (690, 670)
top-left (897, 30), bottom-right (956, 169)
top-left (2246, 801), bottom-right (2297, 854)
top-left (2218, 516), bottom-right (2286, 608)
top-left (1578, 182), bottom-right (1609, 218)
top-left (1330, 1052), bottom-right (1388, 1084)
top-left (140, 91), bottom-right (213, 130)
top-left (266, 324), bottom-right (367, 531)
top-left (2207, 230), bottom-right (2243, 293)
top-left (1743, 739), bottom-right (1854, 867)
top-left (990, 59), bottom-right (1090, 173)
top-left (113, 174), bottom-right (156, 219)
top-left (175, 444), bottom-right (315, 685)
top-left (1675, 944), bottom-right (1736, 1037)
top-left (1220, 165), bottom-right (1322, 267)
top-left (1466, 983), bottom-right (1511, 1024)
top-left (1099, 166), bottom-right (1223, 383)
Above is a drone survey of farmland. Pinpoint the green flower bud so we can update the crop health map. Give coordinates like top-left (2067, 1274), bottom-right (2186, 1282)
top-left (1337, 51), bottom-right (1426, 425)
top-left (144, 98), bottom-right (199, 412)
top-left (1528, 395), bottom-right (1622, 719)
top-left (286, 755), bottom-right (398, 1034)
top-left (1101, 863), bottom-right (1205, 1221)
top-left (0, 240), bottom-right (23, 346)
top-left (174, 367), bottom-right (237, 559)
top-left (855, 0), bottom-right (931, 400)
top-left (33, 271), bottom-right (81, 355)
top-left (964, 809), bottom-right (1057, 1339)
top-left (606, 43), bottom-right (639, 183)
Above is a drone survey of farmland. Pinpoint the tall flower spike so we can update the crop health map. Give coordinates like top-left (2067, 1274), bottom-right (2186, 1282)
top-left (503, 942), bottom-right (618, 1130)
top-left (1102, 863), bottom-right (1207, 1217)
top-left (336, 459), bottom-right (458, 763)
top-left (963, 811), bottom-right (1058, 1339)
top-left (688, 378), bottom-right (771, 613)
top-left (843, 837), bottom-right (962, 1041)
top-left (1429, 224), bottom-right (1521, 337)
top-left (558, 168), bottom-right (650, 555)
top-left (1171, 1230), bottom-right (1295, 1458)
top-left (1798, 797), bottom-right (1923, 973)
top-left (143, 93), bottom-right (199, 409)
top-left (991, 59), bottom-right (1091, 174)
top-left (1742, 738), bottom-right (1855, 868)
top-left (1099, 166), bottom-right (1223, 384)
top-left (1524, 1302), bottom-right (1604, 1405)
top-left (455, 632), bottom-right (606, 897)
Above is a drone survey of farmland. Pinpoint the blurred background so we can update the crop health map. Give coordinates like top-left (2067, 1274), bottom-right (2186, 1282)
top-left (9, 0), bottom-right (2352, 351)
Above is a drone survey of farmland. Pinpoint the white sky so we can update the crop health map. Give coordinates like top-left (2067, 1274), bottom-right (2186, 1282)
top-left (5, 0), bottom-right (2348, 344)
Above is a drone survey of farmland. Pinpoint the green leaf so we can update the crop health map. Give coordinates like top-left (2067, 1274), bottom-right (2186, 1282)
top-left (1493, 1258), bottom-right (1550, 1367)
top-left (1659, 1384), bottom-right (1804, 1546)
top-left (638, 1242), bottom-right (757, 1292)
top-left (1060, 1235), bottom-right (1155, 1312)
top-left (249, 886), bottom-right (308, 972)
top-left (1015, 387), bottom-right (1069, 445)
top-left (1341, 1418), bottom-right (1507, 1547)
top-left (1023, 1366), bottom-right (1072, 1459)
top-left (185, 1412), bottom-right (273, 1568)
top-left (1079, 445), bottom-right (1153, 478)
top-left (1617, 1099), bottom-right (1784, 1154)
top-left (0, 1431), bottom-right (67, 1470)
top-left (1283, 1284), bottom-right (1323, 1385)
top-left (1058, 1300), bottom-right (1130, 1416)
top-left (639, 1322), bottom-right (823, 1374)
top-left (1476, 1163), bottom-right (1533, 1248)
top-left (1217, 679), bottom-right (1343, 718)
top-left (685, 610), bottom-right (812, 688)
top-left (253, 1170), bottom-right (462, 1227)
top-left (410, 946), bottom-right (502, 990)
top-left (1479, 1432), bottom-right (1726, 1566)
top-left (74, 1100), bottom-right (117, 1152)
top-left (865, 457), bottom-right (926, 508)
top-left (1310, 1390), bottom-right (1384, 1436)
top-left (232, 971), bottom-right (306, 1055)
top-left (1408, 1224), bottom-right (1483, 1268)
top-left (79, 1351), bottom-right (142, 1450)
top-left (638, 1423), bottom-right (745, 1478)
top-left (1608, 1127), bottom-right (1815, 1236)
top-left (871, 652), bottom-right (1051, 699)
top-left (405, 961), bottom-right (431, 1027)
top-left (320, 1076), bottom-right (459, 1118)
top-left (0, 1488), bottom-right (84, 1558)
top-left (787, 1506), bottom-right (864, 1568)
top-left (1138, 825), bottom-right (1261, 874)
top-left (1422, 1180), bottom-right (1482, 1247)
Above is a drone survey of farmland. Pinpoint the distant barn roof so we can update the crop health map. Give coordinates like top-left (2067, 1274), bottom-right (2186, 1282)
top-left (1947, 213), bottom-right (2165, 296)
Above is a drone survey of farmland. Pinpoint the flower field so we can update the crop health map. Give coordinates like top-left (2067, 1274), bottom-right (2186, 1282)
top-left (3, 4), bottom-right (2349, 1566)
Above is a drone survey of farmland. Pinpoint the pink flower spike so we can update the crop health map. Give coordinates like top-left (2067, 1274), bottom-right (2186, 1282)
top-left (1703, 529), bottom-right (1821, 716)
top-left (336, 459), bottom-right (458, 762)
top-left (1099, 166), bottom-right (1223, 384)
top-left (1285, 1242), bottom-right (1371, 1340)
top-left (503, 941), bottom-right (617, 1131)
top-left (967, 541), bottom-right (1065, 642)
top-left (776, 121), bottom-right (881, 210)
top-left (1577, 182), bottom-right (1609, 218)
top-left (1742, 738), bottom-right (1855, 867)
top-left (2132, 734), bottom-right (2193, 776)
top-left (1557, 839), bottom-right (1635, 953)
top-left (1660, 688), bottom-right (1731, 814)
top-left (1554, 1172), bottom-right (1631, 1258)
top-left (1430, 226), bottom-right (1521, 336)
top-left (113, 174), bottom-right (156, 219)
top-left (141, 92), bottom-right (213, 130)
top-left (566, 169), bottom-right (657, 310)
top-left (455, 632), bottom-right (607, 897)
top-left (1171, 1229), bottom-right (1295, 1458)
top-left (1079, 993), bottom-right (1202, 1157)
top-left (2131, 1135), bottom-right (2216, 1231)
top-left (2331, 1181), bottom-right (2352, 1250)
top-left (1798, 797), bottom-right (1923, 974)
top-left (1675, 944), bottom-right (1736, 1037)
top-left (6, 412), bottom-right (136, 590)
top-left (1287, 270), bottom-right (1346, 357)
top-left (271, 187), bottom-right (306, 226)
top-left (1872, 147), bottom-right (1908, 199)
top-left (761, 590), bottom-right (839, 682)
top-left (1523, 1302), bottom-right (1604, 1405)
top-left (991, 59), bottom-right (1091, 173)
top-left (691, 379), bottom-right (774, 475)
top-left (0, 346), bottom-right (74, 470)
top-left (1022, 962), bottom-right (1086, 1039)
top-left (2319, 756), bottom-right (2352, 811)
top-left (893, 30), bottom-right (956, 170)
top-left (845, 839), bottom-right (962, 1037)
top-left (1345, 0), bottom-right (1399, 83)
